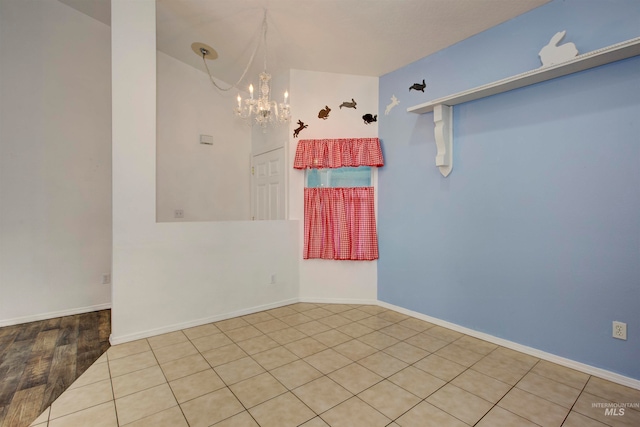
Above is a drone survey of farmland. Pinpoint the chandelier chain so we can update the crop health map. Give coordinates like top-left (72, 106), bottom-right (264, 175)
top-left (201, 10), bottom-right (268, 92)
top-left (262, 11), bottom-right (268, 72)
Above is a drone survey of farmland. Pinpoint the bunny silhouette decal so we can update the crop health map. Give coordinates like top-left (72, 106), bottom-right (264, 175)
top-left (293, 120), bottom-right (308, 138)
top-left (318, 106), bottom-right (331, 120)
top-left (539, 31), bottom-right (578, 67)
top-left (385, 95), bottom-right (399, 115)
top-left (339, 99), bottom-right (357, 109)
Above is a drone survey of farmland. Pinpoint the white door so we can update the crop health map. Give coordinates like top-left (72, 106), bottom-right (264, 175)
top-left (251, 147), bottom-right (285, 220)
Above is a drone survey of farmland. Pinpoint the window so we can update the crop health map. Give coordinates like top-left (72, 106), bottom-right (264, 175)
top-left (306, 166), bottom-right (372, 188)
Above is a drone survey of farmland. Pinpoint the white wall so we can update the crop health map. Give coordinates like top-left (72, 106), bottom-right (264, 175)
top-left (0, 0), bottom-right (112, 325)
top-left (289, 69), bottom-right (379, 302)
top-left (156, 52), bottom-right (252, 222)
top-left (111, 0), bottom-right (300, 344)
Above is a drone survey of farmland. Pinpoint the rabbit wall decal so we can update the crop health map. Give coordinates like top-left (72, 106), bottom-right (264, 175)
top-left (409, 79), bottom-right (426, 92)
top-left (362, 113), bottom-right (377, 124)
top-left (339, 98), bottom-right (357, 109)
top-left (318, 106), bottom-right (331, 120)
top-left (293, 120), bottom-right (308, 138)
top-left (539, 31), bottom-right (579, 67)
top-left (385, 95), bottom-right (399, 115)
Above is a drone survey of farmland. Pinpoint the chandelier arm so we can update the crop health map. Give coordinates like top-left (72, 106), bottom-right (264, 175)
top-left (202, 10), bottom-right (268, 92)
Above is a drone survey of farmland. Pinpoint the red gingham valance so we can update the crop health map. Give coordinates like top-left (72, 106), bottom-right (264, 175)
top-left (304, 187), bottom-right (378, 260)
top-left (294, 138), bottom-right (384, 169)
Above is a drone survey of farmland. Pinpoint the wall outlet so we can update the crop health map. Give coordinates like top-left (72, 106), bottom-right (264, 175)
top-left (613, 321), bottom-right (627, 340)
top-left (270, 274), bottom-right (277, 284)
top-left (102, 274), bottom-right (111, 285)
top-left (174, 209), bottom-right (184, 219)
top-left (200, 134), bottom-right (214, 145)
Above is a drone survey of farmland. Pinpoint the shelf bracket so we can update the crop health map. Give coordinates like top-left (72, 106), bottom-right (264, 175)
top-left (433, 104), bottom-right (452, 177)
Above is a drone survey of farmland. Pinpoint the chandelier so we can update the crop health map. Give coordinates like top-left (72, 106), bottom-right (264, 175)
top-left (194, 11), bottom-right (290, 132)
top-left (235, 73), bottom-right (290, 131)
top-left (234, 13), bottom-right (290, 131)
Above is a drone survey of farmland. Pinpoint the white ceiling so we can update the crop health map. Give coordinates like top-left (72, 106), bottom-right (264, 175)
top-left (59, 0), bottom-right (551, 86)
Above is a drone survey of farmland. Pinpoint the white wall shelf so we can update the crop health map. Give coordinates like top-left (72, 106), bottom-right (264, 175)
top-left (408, 36), bottom-right (640, 177)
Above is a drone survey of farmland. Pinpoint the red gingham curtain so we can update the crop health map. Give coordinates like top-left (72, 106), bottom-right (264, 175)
top-left (294, 138), bottom-right (384, 169)
top-left (303, 187), bottom-right (378, 260)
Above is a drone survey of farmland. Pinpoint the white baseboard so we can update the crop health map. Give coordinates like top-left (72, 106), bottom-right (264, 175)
top-left (376, 300), bottom-right (640, 391)
top-left (298, 296), bottom-right (379, 306)
top-left (110, 297), bottom-right (377, 345)
top-left (0, 303), bottom-right (112, 328)
top-left (109, 298), bottom-right (299, 345)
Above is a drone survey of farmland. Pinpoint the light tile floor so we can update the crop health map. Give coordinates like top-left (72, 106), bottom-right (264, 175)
top-left (28, 303), bottom-right (640, 427)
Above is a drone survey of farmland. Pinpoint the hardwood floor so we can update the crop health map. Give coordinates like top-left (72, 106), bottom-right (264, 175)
top-left (0, 310), bottom-right (110, 427)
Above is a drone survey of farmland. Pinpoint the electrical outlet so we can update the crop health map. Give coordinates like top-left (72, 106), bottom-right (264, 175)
top-left (102, 274), bottom-right (111, 285)
top-left (174, 209), bottom-right (184, 219)
top-left (200, 134), bottom-right (214, 145)
top-left (613, 321), bottom-right (627, 340)
top-left (270, 274), bottom-right (277, 284)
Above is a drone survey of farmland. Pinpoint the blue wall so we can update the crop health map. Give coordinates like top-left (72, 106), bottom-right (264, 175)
top-left (378, 0), bottom-right (640, 380)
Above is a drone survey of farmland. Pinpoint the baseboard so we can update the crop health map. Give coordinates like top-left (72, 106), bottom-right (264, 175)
top-left (298, 296), bottom-right (379, 306)
top-left (377, 300), bottom-right (640, 391)
top-left (0, 303), bottom-right (112, 328)
top-left (109, 298), bottom-right (299, 345)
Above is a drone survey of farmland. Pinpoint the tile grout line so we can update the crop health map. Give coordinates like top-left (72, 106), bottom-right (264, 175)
top-left (560, 375), bottom-right (616, 427)
top-left (338, 317), bottom-right (535, 427)
top-left (212, 305), bottom-right (380, 425)
top-left (314, 307), bottom-right (446, 425)
top-left (217, 305), bottom-right (350, 425)
top-left (190, 324), bottom-right (277, 426)
top-left (295, 307), bottom-right (441, 425)
top-left (294, 305), bottom-right (397, 425)
top-left (473, 352), bottom-right (544, 427)
top-left (389, 335), bottom-right (489, 426)
top-left (147, 332), bottom-right (190, 427)
top-left (497, 357), bottom-right (600, 427)
top-left (105, 350), bottom-right (122, 427)
top-left (231, 304), bottom-right (349, 424)
top-left (344, 308), bottom-right (474, 425)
